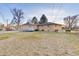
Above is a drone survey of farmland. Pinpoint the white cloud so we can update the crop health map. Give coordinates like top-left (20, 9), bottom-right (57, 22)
top-left (23, 8), bottom-right (71, 24)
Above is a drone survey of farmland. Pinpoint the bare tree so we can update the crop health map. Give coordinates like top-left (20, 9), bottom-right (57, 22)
top-left (64, 15), bottom-right (78, 32)
top-left (10, 8), bottom-right (24, 30)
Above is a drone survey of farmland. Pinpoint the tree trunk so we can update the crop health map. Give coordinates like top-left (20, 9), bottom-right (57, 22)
top-left (16, 23), bottom-right (19, 30)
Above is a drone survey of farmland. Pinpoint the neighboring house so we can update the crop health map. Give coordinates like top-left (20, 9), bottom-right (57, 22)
top-left (19, 22), bottom-right (64, 32)
top-left (4, 24), bottom-right (18, 31)
top-left (0, 23), bottom-right (4, 30)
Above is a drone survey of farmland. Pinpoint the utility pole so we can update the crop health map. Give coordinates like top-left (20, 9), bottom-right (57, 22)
top-left (6, 19), bottom-right (9, 28)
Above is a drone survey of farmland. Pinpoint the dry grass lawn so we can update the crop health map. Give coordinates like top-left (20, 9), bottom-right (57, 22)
top-left (0, 31), bottom-right (79, 56)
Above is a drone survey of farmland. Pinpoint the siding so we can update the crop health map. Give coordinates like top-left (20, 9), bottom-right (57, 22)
top-left (18, 23), bottom-right (63, 31)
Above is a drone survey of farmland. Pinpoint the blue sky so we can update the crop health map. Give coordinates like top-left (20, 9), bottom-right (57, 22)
top-left (0, 3), bottom-right (79, 25)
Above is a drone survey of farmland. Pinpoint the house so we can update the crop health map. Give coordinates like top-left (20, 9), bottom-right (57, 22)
top-left (0, 23), bottom-right (4, 30)
top-left (37, 23), bottom-right (63, 31)
top-left (19, 23), bottom-right (37, 31)
top-left (19, 22), bottom-right (64, 32)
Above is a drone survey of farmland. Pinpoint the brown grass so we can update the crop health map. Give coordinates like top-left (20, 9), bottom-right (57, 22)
top-left (0, 32), bottom-right (78, 56)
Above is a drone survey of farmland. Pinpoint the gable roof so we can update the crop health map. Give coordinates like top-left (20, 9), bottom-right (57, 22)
top-left (22, 22), bottom-right (63, 26)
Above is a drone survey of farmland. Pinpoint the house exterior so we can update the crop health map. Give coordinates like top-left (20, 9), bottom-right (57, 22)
top-left (19, 23), bottom-right (64, 32)
top-left (37, 23), bottom-right (63, 31)
top-left (0, 23), bottom-right (4, 30)
top-left (20, 24), bottom-right (38, 31)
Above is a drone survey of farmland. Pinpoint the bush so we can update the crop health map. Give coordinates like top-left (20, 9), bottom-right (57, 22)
top-left (65, 30), bottom-right (71, 32)
top-left (35, 29), bottom-right (39, 31)
top-left (0, 29), bottom-right (3, 31)
top-left (41, 29), bottom-right (44, 31)
top-left (54, 29), bottom-right (58, 32)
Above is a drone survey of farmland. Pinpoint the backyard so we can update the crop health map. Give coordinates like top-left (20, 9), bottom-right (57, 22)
top-left (0, 31), bottom-right (78, 56)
